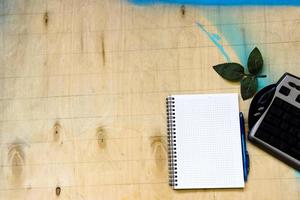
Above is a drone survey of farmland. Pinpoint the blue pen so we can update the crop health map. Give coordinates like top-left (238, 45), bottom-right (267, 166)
top-left (239, 112), bottom-right (249, 182)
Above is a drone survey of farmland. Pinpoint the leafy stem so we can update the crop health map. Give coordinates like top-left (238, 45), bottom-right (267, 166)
top-left (256, 75), bottom-right (267, 78)
top-left (213, 47), bottom-right (267, 100)
top-left (243, 73), bottom-right (267, 78)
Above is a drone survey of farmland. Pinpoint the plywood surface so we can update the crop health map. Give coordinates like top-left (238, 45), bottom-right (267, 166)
top-left (0, 0), bottom-right (299, 199)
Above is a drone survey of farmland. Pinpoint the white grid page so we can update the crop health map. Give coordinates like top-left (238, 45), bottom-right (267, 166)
top-left (173, 93), bottom-right (244, 189)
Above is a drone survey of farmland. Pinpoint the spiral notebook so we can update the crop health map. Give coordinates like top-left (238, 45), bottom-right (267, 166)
top-left (166, 93), bottom-right (244, 189)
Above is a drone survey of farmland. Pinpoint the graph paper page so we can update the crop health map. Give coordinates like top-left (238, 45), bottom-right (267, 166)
top-left (172, 93), bottom-right (244, 189)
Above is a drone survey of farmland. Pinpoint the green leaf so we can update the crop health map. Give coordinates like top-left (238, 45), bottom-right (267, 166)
top-left (213, 63), bottom-right (244, 81)
top-left (247, 47), bottom-right (263, 74)
top-left (241, 76), bottom-right (257, 100)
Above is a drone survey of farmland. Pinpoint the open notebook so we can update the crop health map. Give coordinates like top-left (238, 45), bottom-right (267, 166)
top-left (166, 93), bottom-right (244, 189)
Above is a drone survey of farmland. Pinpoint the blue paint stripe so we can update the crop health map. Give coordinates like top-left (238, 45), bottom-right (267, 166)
top-left (129, 0), bottom-right (300, 6)
top-left (196, 22), bottom-right (231, 62)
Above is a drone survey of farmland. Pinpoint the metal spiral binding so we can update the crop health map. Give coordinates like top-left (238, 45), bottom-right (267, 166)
top-left (166, 96), bottom-right (178, 187)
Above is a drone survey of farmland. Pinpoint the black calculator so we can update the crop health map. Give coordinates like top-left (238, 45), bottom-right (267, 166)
top-left (248, 73), bottom-right (300, 170)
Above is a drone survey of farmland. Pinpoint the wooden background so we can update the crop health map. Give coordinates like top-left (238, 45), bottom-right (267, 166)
top-left (0, 0), bottom-right (299, 199)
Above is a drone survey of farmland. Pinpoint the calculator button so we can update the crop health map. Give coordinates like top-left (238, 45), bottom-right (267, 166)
top-left (291, 118), bottom-right (300, 127)
top-left (279, 86), bottom-right (291, 96)
top-left (289, 127), bottom-right (300, 137)
top-left (288, 82), bottom-right (296, 88)
top-left (296, 95), bottom-right (300, 104)
top-left (273, 98), bottom-right (283, 107)
top-left (255, 129), bottom-right (270, 142)
top-left (280, 122), bottom-right (289, 130)
top-left (269, 104), bottom-right (283, 116)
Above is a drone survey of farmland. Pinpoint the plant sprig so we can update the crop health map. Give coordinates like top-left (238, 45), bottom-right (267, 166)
top-left (213, 47), bottom-right (267, 100)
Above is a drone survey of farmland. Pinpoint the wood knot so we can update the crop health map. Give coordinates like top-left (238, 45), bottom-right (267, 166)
top-left (101, 33), bottom-right (106, 66)
top-left (43, 12), bottom-right (49, 26)
top-left (8, 143), bottom-right (25, 166)
top-left (180, 5), bottom-right (186, 17)
top-left (8, 141), bottom-right (27, 183)
top-left (55, 186), bottom-right (61, 196)
top-left (150, 136), bottom-right (166, 156)
top-left (150, 135), bottom-right (167, 171)
top-left (53, 121), bottom-right (62, 142)
top-left (96, 126), bottom-right (107, 149)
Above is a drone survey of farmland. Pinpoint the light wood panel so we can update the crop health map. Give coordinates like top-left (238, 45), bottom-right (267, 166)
top-left (0, 0), bottom-right (300, 199)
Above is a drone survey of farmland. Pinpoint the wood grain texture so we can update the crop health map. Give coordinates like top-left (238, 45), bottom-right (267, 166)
top-left (0, 0), bottom-right (300, 199)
